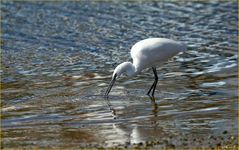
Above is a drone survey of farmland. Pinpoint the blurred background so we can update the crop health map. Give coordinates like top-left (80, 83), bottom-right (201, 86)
top-left (1, 0), bottom-right (238, 148)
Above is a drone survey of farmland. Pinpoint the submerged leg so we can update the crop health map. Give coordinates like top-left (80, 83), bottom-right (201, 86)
top-left (147, 67), bottom-right (158, 97)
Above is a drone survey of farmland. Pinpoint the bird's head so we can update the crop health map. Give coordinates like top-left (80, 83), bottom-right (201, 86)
top-left (105, 62), bottom-right (135, 97)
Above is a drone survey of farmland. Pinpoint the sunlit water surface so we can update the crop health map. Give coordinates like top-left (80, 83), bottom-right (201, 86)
top-left (1, 1), bottom-right (238, 148)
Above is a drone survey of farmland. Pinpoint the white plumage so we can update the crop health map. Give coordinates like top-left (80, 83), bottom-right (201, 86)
top-left (105, 38), bottom-right (186, 97)
top-left (131, 38), bottom-right (186, 72)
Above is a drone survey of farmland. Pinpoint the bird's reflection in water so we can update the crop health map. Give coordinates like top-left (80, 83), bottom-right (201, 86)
top-left (105, 97), bottom-right (117, 119)
top-left (105, 95), bottom-right (159, 120)
top-left (149, 96), bottom-right (158, 118)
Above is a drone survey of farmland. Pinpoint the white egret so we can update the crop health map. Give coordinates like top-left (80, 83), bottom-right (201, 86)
top-left (105, 38), bottom-right (187, 97)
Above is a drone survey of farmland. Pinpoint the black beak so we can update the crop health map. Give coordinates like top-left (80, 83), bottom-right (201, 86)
top-left (105, 74), bottom-right (117, 97)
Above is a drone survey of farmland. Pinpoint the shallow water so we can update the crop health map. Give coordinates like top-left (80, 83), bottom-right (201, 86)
top-left (1, 0), bottom-right (238, 148)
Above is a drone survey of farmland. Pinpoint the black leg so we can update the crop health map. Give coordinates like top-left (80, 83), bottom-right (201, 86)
top-left (147, 67), bottom-right (158, 97)
top-left (151, 67), bottom-right (158, 97)
top-left (147, 80), bottom-right (156, 95)
top-left (147, 67), bottom-right (156, 95)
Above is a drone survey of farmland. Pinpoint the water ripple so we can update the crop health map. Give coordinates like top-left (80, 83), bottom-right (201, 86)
top-left (1, 1), bottom-right (237, 148)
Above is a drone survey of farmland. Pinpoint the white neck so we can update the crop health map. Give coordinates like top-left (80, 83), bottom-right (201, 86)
top-left (113, 62), bottom-right (138, 77)
top-left (125, 62), bottom-right (137, 77)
